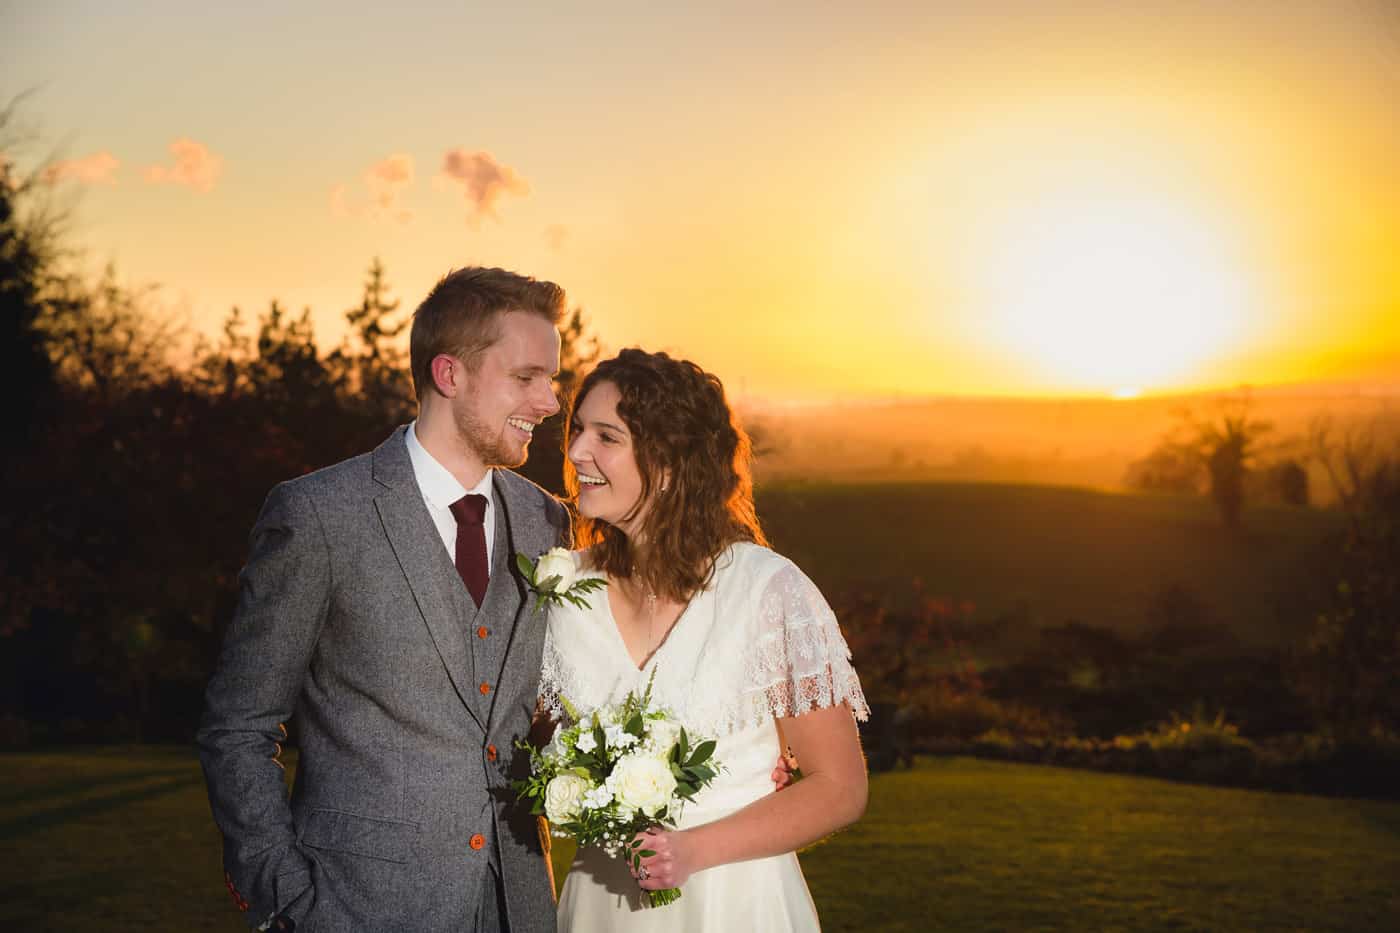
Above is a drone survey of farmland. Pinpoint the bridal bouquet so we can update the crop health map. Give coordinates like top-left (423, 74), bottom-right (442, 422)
top-left (513, 676), bottom-right (720, 907)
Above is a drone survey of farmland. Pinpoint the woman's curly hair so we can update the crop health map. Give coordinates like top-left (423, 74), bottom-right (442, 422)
top-left (565, 348), bottom-right (766, 601)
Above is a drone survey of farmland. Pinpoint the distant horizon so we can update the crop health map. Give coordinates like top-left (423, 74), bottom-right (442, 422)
top-left (738, 376), bottom-right (1400, 410)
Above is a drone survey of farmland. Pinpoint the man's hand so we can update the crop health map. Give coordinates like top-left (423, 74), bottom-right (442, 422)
top-left (771, 746), bottom-right (800, 791)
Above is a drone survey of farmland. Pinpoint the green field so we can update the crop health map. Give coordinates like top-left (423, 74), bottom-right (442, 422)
top-left (4, 748), bottom-right (1396, 931)
top-left (758, 482), bottom-right (1336, 644)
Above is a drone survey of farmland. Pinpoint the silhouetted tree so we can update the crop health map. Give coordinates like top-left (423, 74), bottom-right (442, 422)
top-left (1134, 399), bottom-right (1273, 529)
top-left (1293, 423), bottom-right (1400, 739)
top-left (327, 257), bottom-right (413, 421)
top-left (0, 110), bottom-right (58, 456)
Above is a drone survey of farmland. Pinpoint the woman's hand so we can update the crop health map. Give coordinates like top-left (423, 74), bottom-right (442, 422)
top-left (630, 826), bottom-right (701, 891)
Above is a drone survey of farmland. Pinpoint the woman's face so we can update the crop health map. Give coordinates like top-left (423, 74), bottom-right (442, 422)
top-left (568, 380), bottom-right (649, 536)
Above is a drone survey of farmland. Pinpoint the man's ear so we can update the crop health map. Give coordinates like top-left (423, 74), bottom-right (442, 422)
top-left (431, 354), bottom-right (460, 398)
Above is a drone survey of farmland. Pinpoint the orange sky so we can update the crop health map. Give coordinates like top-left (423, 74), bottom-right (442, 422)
top-left (6, 0), bottom-right (1398, 401)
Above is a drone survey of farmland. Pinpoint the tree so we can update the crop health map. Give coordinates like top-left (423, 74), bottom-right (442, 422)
top-left (41, 265), bottom-right (180, 402)
top-left (1293, 420), bottom-right (1400, 738)
top-left (1131, 398), bottom-right (1273, 529)
top-left (0, 106), bottom-right (59, 456)
top-left (326, 257), bottom-right (414, 422)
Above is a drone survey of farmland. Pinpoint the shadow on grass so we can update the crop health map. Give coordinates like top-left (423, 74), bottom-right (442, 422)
top-left (0, 867), bottom-right (132, 925)
top-left (0, 767), bottom-right (194, 809)
top-left (0, 772), bottom-right (203, 841)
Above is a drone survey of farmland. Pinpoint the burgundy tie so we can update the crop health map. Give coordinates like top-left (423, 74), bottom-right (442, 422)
top-left (449, 494), bottom-right (489, 607)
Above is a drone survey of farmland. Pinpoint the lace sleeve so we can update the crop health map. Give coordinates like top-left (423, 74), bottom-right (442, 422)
top-left (537, 625), bottom-right (569, 721)
top-left (741, 561), bottom-right (869, 726)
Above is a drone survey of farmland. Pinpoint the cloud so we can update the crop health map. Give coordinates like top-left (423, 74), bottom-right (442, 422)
top-left (41, 151), bottom-right (120, 186)
top-left (143, 138), bottom-right (223, 192)
top-left (364, 153), bottom-right (414, 223)
top-left (438, 148), bottom-right (529, 224)
top-left (328, 154), bottom-right (416, 223)
top-left (543, 224), bottom-right (569, 251)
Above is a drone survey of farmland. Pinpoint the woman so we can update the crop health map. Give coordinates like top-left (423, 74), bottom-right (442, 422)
top-left (539, 349), bottom-right (869, 931)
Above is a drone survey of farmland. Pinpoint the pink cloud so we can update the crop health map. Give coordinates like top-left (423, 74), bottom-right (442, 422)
top-left (364, 153), bottom-right (414, 223)
top-left (143, 138), bottom-right (223, 192)
top-left (438, 148), bottom-right (529, 223)
top-left (328, 154), bottom-right (416, 224)
top-left (41, 151), bottom-right (120, 186)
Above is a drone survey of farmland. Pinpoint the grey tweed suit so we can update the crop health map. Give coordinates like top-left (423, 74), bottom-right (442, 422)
top-left (198, 426), bottom-right (568, 932)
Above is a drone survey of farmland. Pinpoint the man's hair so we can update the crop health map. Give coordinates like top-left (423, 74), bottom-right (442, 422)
top-left (567, 348), bottom-right (767, 602)
top-left (409, 266), bottom-right (567, 400)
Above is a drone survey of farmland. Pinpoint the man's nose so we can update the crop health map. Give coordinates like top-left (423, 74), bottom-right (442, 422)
top-left (538, 383), bottom-right (561, 416)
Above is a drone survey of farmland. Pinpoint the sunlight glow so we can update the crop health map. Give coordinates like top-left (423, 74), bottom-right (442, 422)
top-left (979, 185), bottom-right (1257, 394)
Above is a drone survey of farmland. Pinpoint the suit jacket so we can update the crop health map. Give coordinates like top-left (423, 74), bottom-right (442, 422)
top-left (198, 426), bottom-right (570, 932)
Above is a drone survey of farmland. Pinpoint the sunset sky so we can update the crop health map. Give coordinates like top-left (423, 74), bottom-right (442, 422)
top-left (5, 0), bottom-right (1398, 402)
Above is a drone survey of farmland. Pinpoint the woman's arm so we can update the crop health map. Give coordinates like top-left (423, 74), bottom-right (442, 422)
top-left (633, 702), bottom-right (867, 891)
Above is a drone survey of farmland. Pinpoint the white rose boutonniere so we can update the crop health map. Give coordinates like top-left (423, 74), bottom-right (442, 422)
top-left (516, 547), bottom-right (607, 612)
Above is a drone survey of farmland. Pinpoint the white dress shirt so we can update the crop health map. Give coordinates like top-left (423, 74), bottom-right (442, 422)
top-left (405, 421), bottom-right (495, 569)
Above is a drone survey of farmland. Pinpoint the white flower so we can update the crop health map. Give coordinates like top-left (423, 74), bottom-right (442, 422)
top-left (543, 773), bottom-right (589, 823)
top-left (581, 784), bottom-right (614, 810)
top-left (645, 718), bottom-right (682, 756)
top-left (604, 723), bottom-right (639, 750)
top-left (534, 547), bottom-right (577, 594)
top-left (575, 729), bottom-right (597, 753)
top-left (543, 732), bottom-right (567, 763)
top-left (610, 753), bottom-right (678, 817)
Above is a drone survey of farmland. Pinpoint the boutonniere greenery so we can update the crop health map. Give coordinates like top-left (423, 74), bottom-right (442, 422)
top-left (516, 547), bottom-right (607, 612)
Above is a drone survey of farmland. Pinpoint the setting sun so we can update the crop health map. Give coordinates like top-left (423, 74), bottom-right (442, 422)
top-left (975, 180), bottom-right (1259, 395)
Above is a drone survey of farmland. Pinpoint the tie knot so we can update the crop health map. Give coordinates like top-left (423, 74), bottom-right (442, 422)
top-left (450, 493), bottom-right (487, 526)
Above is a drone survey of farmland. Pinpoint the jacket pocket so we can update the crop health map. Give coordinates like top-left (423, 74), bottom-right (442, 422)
top-left (298, 808), bottom-right (420, 864)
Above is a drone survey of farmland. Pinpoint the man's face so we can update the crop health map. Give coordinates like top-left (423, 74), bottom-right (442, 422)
top-left (452, 311), bottom-right (561, 468)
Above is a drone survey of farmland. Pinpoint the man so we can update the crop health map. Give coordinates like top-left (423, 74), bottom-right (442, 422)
top-left (198, 267), bottom-right (571, 932)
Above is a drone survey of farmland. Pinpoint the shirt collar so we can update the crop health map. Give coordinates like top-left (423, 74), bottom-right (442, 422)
top-left (406, 421), bottom-right (494, 512)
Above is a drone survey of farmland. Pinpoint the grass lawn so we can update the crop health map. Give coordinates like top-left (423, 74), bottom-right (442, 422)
top-left (4, 749), bottom-right (1396, 931)
top-left (757, 482), bottom-right (1336, 644)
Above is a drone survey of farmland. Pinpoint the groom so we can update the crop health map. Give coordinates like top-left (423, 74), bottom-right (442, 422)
top-left (198, 267), bottom-right (571, 932)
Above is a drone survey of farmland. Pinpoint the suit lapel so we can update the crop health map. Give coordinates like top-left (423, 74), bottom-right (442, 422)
top-left (480, 473), bottom-right (553, 727)
top-left (372, 428), bottom-right (486, 733)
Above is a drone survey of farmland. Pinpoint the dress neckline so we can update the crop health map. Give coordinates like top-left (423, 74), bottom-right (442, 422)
top-left (602, 581), bottom-right (700, 673)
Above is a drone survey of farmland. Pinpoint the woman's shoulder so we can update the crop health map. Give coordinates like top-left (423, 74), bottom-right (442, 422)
top-left (714, 541), bottom-right (808, 590)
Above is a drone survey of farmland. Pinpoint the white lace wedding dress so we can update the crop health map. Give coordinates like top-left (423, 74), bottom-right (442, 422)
top-left (539, 542), bottom-right (869, 932)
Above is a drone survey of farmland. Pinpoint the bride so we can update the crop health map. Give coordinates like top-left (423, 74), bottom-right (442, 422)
top-left (538, 348), bottom-right (869, 931)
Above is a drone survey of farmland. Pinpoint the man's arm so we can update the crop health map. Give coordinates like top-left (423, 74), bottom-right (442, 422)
top-left (197, 480), bottom-right (331, 925)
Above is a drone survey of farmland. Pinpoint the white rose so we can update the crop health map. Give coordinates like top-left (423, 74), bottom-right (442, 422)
top-left (534, 548), bottom-right (577, 593)
top-left (610, 753), bottom-right (678, 817)
top-left (543, 773), bottom-right (589, 823)
top-left (645, 718), bottom-right (682, 757)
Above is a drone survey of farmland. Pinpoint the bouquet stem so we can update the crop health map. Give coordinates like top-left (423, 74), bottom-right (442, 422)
top-left (645, 887), bottom-right (682, 908)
